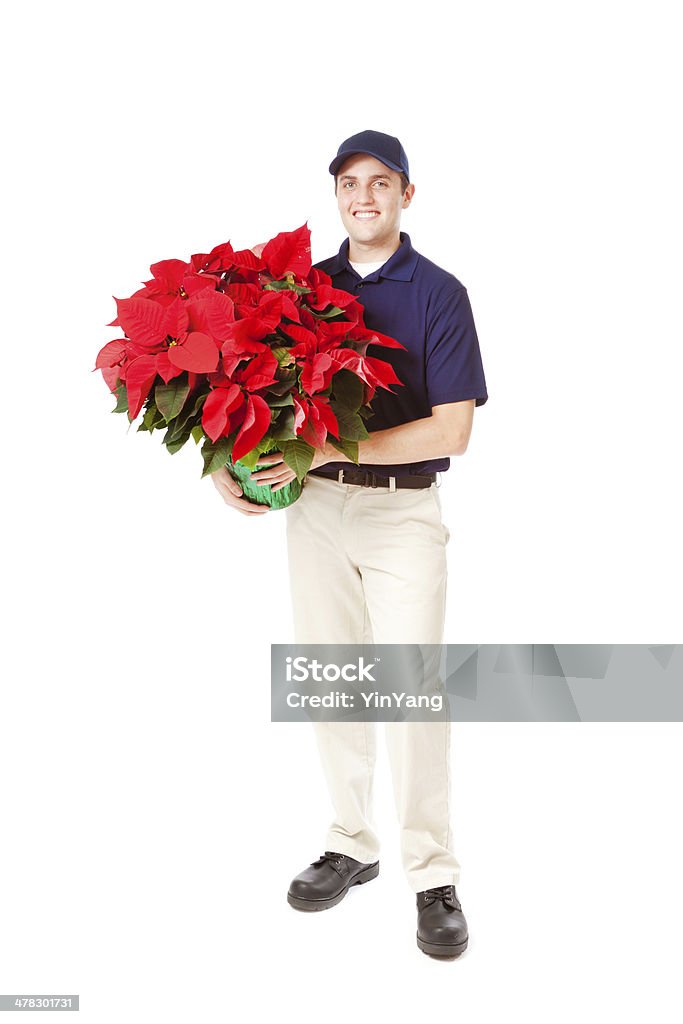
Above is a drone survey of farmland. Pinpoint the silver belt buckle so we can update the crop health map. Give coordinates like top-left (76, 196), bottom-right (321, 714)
top-left (338, 469), bottom-right (344, 484)
top-left (389, 476), bottom-right (397, 492)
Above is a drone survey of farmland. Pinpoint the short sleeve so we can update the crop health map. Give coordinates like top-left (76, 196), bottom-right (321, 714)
top-left (425, 282), bottom-right (488, 407)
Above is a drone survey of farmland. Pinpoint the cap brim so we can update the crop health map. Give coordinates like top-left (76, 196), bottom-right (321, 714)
top-left (329, 149), bottom-right (405, 177)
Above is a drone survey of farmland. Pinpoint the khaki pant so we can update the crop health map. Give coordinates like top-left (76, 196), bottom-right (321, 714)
top-left (285, 472), bottom-right (461, 893)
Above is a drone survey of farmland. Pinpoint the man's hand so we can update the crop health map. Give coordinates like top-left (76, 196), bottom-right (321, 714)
top-left (210, 466), bottom-right (269, 516)
top-left (250, 443), bottom-right (336, 490)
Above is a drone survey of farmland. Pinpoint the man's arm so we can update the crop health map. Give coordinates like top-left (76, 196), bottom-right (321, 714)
top-left (247, 401), bottom-right (475, 490)
top-left (314, 400), bottom-right (476, 467)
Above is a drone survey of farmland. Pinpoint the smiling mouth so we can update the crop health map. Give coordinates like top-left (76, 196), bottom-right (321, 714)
top-left (353, 211), bottom-right (380, 219)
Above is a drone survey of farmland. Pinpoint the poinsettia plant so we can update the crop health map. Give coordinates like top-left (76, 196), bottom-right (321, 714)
top-left (94, 223), bottom-right (406, 506)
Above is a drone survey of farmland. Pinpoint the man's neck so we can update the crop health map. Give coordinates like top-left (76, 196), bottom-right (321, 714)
top-left (348, 234), bottom-right (402, 264)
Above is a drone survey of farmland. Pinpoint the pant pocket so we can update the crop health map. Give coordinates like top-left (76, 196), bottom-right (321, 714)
top-left (428, 485), bottom-right (450, 546)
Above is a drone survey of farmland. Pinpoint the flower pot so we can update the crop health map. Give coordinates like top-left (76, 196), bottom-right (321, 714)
top-left (226, 455), bottom-right (303, 510)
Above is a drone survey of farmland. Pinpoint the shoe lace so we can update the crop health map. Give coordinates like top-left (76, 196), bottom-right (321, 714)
top-left (422, 885), bottom-right (459, 908)
top-left (314, 850), bottom-right (345, 867)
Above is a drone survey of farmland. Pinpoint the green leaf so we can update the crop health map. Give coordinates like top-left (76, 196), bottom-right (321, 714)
top-left (271, 347), bottom-right (296, 368)
top-left (331, 370), bottom-right (364, 411)
top-left (137, 402), bottom-right (153, 433)
top-left (234, 436), bottom-right (280, 473)
top-left (200, 437), bottom-right (232, 477)
top-left (155, 378), bottom-right (190, 422)
top-left (138, 401), bottom-right (165, 433)
top-left (165, 389), bottom-right (207, 443)
top-left (329, 437), bottom-right (360, 464)
top-left (234, 450), bottom-right (260, 471)
top-left (271, 408), bottom-right (296, 441)
top-left (191, 424), bottom-right (205, 444)
top-left (329, 402), bottom-right (370, 441)
top-left (112, 384), bottom-right (128, 414)
top-left (266, 391), bottom-right (294, 408)
top-left (166, 432), bottom-right (191, 454)
top-left (308, 304), bottom-right (344, 320)
top-left (280, 437), bottom-right (315, 482)
top-left (263, 279), bottom-right (313, 296)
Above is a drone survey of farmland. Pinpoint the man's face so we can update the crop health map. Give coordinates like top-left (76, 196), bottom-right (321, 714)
top-left (335, 154), bottom-right (413, 249)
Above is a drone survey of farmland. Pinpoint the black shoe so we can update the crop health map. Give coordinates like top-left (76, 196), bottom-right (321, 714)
top-left (416, 885), bottom-right (469, 958)
top-left (287, 851), bottom-right (379, 911)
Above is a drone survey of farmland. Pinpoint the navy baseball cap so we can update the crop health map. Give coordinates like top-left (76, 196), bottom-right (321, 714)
top-left (329, 129), bottom-right (410, 181)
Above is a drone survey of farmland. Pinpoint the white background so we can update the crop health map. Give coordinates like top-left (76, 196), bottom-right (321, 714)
top-left (1, 0), bottom-right (681, 1020)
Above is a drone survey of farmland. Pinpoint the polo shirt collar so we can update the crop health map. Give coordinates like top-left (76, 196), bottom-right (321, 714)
top-left (324, 231), bottom-right (419, 281)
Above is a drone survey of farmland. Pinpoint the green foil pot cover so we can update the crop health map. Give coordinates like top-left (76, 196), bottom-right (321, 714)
top-left (226, 455), bottom-right (303, 510)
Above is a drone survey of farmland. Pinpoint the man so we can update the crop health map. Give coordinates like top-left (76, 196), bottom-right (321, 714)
top-left (212, 130), bottom-right (488, 958)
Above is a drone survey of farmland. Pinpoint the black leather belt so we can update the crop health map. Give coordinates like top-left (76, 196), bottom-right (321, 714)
top-left (309, 468), bottom-right (436, 489)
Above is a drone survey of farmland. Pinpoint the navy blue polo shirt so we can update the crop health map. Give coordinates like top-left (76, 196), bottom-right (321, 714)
top-left (311, 231), bottom-right (488, 477)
